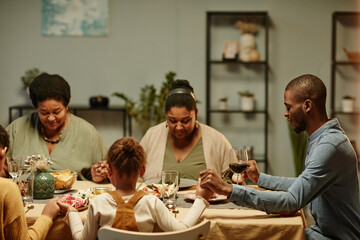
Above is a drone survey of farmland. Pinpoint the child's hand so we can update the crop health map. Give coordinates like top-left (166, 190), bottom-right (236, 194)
top-left (57, 200), bottom-right (76, 215)
top-left (42, 198), bottom-right (60, 220)
top-left (195, 178), bottom-right (213, 201)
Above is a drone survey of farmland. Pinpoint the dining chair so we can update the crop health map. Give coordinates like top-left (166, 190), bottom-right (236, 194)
top-left (97, 220), bottom-right (211, 240)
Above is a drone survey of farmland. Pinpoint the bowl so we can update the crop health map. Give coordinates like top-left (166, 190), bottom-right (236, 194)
top-left (92, 187), bottom-right (113, 195)
top-left (50, 169), bottom-right (77, 190)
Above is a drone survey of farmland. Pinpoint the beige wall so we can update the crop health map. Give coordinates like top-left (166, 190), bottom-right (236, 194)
top-left (0, 0), bottom-right (358, 177)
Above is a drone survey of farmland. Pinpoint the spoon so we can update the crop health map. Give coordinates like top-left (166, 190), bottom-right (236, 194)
top-left (25, 205), bottom-right (34, 213)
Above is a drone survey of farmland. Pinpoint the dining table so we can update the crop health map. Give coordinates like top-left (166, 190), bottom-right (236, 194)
top-left (25, 180), bottom-right (307, 240)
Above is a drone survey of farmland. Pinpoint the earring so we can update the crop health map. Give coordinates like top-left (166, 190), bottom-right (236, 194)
top-left (165, 121), bottom-right (168, 128)
top-left (195, 120), bottom-right (199, 128)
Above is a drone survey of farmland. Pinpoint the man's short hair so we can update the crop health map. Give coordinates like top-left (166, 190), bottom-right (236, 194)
top-left (286, 74), bottom-right (327, 111)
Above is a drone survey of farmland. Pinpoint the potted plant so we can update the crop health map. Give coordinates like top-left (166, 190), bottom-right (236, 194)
top-left (238, 91), bottom-right (254, 111)
top-left (112, 71), bottom-right (176, 136)
top-left (219, 97), bottom-right (228, 110)
top-left (21, 68), bottom-right (43, 91)
top-left (342, 95), bottom-right (355, 113)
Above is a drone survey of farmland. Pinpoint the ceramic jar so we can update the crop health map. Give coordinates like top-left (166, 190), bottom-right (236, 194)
top-left (239, 33), bottom-right (260, 62)
top-left (342, 98), bottom-right (355, 113)
top-left (33, 169), bottom-right (55, 199)
top-left (241, 96), bottom-right (255, 111)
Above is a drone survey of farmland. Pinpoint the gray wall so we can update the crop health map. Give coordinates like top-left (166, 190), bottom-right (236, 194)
top-left (1, 0), bottom-right (358, 177)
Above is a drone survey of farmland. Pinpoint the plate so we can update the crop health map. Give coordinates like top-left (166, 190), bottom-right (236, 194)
top-left (76, 205), bottom-right (88, 211)
top-left (60, 193), bottom-right (90, 212)
top-left (145, 178), bottom-right (197, 189)
top-left (54, 188), bottom-right (71, 194)
top-left (184, 193), bottom-right (228, 203)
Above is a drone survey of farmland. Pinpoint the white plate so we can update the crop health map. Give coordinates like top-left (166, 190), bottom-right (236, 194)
top-left (145, 178), bottom-right (198, 189)
top-left (54, 188), bottom-right (71, 194)
top-left (185, 193), bottom-right (228, 202)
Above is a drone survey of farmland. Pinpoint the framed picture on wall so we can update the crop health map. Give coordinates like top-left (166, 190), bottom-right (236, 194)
top-left (222, 41), bottom-right (239, 60)
top-left (42, 0), bottom-right (109, 37)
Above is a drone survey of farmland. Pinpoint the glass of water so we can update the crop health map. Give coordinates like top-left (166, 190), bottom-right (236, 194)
top-left (161, 170), bottom-right (179, 211)
top-left (19, 166), bottom-right (34, 204)
top-left (7, 158), bottom-right (20, 183)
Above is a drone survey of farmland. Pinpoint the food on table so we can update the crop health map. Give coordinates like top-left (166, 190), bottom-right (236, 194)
top-left (50, 169), bottom-right (77, 190)
top-left (74, 189), bottom-right (96, 200)
top-left (59, 189), bottom-right (96, 210)
top-left (141, 183), bottom-right (176, 198)
top-left (142, 184), bottom-right (161, 197)
top-left (60, 194), bottom-right (89, 210)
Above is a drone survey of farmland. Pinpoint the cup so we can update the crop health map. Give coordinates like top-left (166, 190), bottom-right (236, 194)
top-left (7, 159), bottom-right (20, 183)
top-left (19, 167), bottom-right (34, 204)
top-left (161, 170), bottom-right (179, 210)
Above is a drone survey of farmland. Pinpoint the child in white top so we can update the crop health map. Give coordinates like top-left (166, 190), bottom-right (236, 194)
top-left (57, 137), bottom-right (212, 240)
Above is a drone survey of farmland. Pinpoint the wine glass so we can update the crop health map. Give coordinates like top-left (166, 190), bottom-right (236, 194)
top-left (7, 159), bottom-right (20, 183)
top-left (229, 148), bottom-right (249, 185)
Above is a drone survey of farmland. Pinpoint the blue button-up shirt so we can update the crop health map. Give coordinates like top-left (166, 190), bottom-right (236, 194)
top-left (229, 119), bottom-right (360, 239)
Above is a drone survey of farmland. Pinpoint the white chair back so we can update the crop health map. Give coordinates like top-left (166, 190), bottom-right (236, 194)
top-left (98, 220), bottom-right (211, 240)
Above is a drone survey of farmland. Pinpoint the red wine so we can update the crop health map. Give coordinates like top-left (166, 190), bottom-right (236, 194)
top-left (229, 163), bottom-right (248, 173)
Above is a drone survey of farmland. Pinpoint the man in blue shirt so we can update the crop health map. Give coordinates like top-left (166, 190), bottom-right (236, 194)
top-left (200, 74), bottom-right (360, 239)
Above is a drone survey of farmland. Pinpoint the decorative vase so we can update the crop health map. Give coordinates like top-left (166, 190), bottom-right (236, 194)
top-left (33, 169), bottom-right (55, 199)
top-left (239, 33), bottom-right (260, 62)
top-left (219, 99), bottom-right (228, 110)
top-left (342, 98), bottom-right (355, 113)
top-left (241, 96), bottom-right (255, 111)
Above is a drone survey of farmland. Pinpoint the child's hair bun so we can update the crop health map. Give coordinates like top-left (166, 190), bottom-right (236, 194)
top-left (106, 136), bottom-right (145, 177)
top-left (122, 138), bottom-right (136, 152)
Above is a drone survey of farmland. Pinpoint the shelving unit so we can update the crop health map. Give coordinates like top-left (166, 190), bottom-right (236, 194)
top-left (8, 104), bottom-right (132, 136)
top-left (205, 11), bottom-right (269, 172)
top-left (330, 11), bottom-right (360, 156)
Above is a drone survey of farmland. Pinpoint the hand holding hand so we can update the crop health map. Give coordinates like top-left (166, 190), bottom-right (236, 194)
top-left (42, 197), bottom-right (60, 220)
top-left (195, 178), bottom-right (213, 201)
top-left (245, 160), bottom-right (260, 184)
top-left (57, 200), bottom-right (77, 215)
top-left (199, 169), bottom-right (233, 197)
top-left (91, 161), bottom-right (108, 183)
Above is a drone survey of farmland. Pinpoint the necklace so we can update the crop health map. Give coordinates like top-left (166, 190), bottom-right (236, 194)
top-left (40, 125), bottom-right (62, 144)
